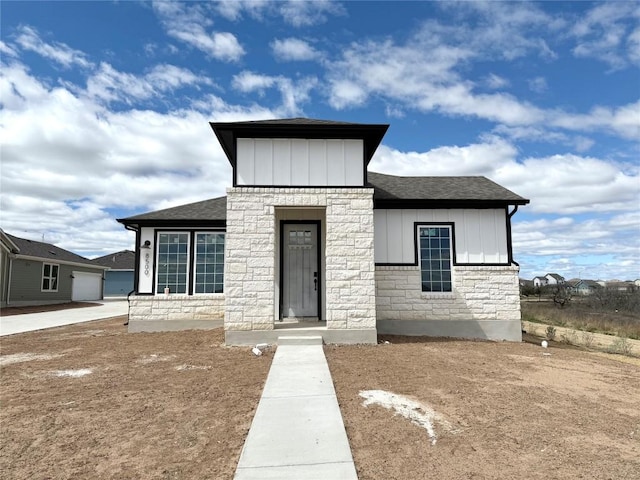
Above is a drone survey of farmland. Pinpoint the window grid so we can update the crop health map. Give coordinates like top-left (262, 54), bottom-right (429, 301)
top-left (419, 226), bottom-right (452, 293)
top-left (156, 233), bottom-right (190, 294)
top-left (42, 263), bottom-right (59, 292)
top-left (194, 233), bottom-right (225, 294)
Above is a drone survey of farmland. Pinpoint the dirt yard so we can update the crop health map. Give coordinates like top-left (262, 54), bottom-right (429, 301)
top-left (0, 316), bottom-right (273, 480)
top-left (326, 336), bottom-right (640, 480)
top-left (2, 318), bottom-right (639, 480)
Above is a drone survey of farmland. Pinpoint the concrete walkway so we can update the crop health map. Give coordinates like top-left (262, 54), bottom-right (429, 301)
top-left (0, 300), bottom-right (129, 336)
top-left (234, 337), bottom-right (358, 480)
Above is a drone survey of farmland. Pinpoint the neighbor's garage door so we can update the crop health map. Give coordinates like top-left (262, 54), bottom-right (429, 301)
top-left (72, 271), bottom-right (103, 301)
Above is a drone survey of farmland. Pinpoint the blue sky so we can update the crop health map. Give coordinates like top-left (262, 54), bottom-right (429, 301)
top-left (1, 1), bottom-right (638, 281)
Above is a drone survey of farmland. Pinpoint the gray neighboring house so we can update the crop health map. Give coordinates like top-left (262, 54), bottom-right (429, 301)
top-left (92, 250), bottom-right (135, 297)
top-left (0, 230), bottom-right (108, 307)
top-left (118, 118), bottom-right (530, 345)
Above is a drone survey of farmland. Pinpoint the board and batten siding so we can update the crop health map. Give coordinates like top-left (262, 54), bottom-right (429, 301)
top-left (374, 209), bottom-right (509, 264)
top-left (236, 138), bottom-right (365, 186)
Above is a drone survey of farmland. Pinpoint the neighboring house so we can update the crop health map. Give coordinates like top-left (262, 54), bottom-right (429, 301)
top-left (0, 230), bottom-right (108, 307)
top-left (532, 273), bottom-right (565, 288)
top-left (92, 250), bottom-right (135, 297)
top-left (545, 273), bottom-right (565, 285)
top-left (118, 118), bottom-right (530, 344)
top-left (532, 276), bottom-right (548, 288)
top-left (567, 279), bottom-right (601, 296)
top-left (605, 281), bottom-right (636, 292)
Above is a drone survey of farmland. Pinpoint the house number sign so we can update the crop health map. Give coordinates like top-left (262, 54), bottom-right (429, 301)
top-left (144, 252), bottom-right (150, 276)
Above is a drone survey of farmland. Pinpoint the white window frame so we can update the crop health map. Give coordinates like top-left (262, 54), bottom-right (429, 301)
top-left (42, 263), bottom-right (59, 292)
top-left (417, 225), bottom-right (453, 293)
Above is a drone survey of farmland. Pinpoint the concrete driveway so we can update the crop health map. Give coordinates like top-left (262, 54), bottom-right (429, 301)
top-left (0, 299), bottom-right (128, 336)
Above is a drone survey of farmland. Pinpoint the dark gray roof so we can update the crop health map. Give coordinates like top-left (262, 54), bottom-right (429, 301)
top-left (117, 196), bottom-right (227, 225)
top-left (118, 173), bottom-right (528, 227)
top-left (92, 250), bottom-right (135, 270)
top-left (5, 232), bottom-right (105, 268)
top-left (368, 172), bottom-right (529, 205)
top-left (215, 117), bottom-right (364, 126)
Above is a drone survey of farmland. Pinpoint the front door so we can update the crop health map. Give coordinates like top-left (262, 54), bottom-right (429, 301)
top-left (282, 223), bottom-right (319, 318)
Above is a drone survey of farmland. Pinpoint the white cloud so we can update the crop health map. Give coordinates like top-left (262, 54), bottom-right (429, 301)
top-left (232, 71), bottom-right (317, 115)
top-left (485, 73), bottom-right (510, 89)
top-left (528, 76), bottom-right (548, 93)
top-left (213, 0), bottom-right (345, 26)
top-left (0, 57), bottom-right (289, 257)
top-left (152, 1), bottom-right (245, 62)
top-left (83, 63), bottom-right (212, 104)
top-left (0, 40), bottom-right (18, 57)
top-left (271, 38), bottom-right (321, 61)
top-left (570, 2), bottom-right (640, 69)
top-left (14, 25), bottom-right (92, 68)
top-left (278, 0), bottom-right (346, 27)
top-left (370, 139), bottom-right (639, 216)
top-left (552, 101), bottom-right (640, 141)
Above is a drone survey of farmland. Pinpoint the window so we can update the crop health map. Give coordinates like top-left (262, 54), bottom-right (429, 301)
top-left (155, 231), bottom-right (225, 295)
top-left (194, 233), bottom-right (224, 293)
top-left (418, 226), bottom-right (452, 293)
top-left (42, 263), bottom-right (59, 292)
top-left (156, 233), bottom-right (189, 294)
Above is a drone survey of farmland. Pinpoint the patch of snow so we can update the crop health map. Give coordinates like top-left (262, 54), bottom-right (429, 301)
top-left (359, 389), bottom-right (460, 445)
top-left (0, 353), bottom-right (61, 366)
top-left (54, 368), bottom-right (92, 377)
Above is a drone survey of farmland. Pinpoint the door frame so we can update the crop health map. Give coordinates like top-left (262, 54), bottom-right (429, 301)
top-left (279, 220), bottom-right (322, 320)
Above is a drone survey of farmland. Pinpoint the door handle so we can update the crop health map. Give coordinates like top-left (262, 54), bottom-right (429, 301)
top-left (313, 271), bottom-right (318, 291)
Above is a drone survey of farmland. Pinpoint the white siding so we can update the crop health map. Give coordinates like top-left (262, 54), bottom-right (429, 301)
top-left (236, 138), bottom-right (364, 186)
top-left (138, 227), bottom-right (155, 294)
top-left (374, 209), bottom-right (509, 264)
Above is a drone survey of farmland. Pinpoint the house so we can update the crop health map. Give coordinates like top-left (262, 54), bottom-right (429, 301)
top-left (567, 279), bottom-right (601, 296)
top-left (92, 250), bottom-right (135, 297)
top-left (118, 118), bottom-right (530, 344)
top-left (532, 273), bottom-right (565, 288)
top-left (0, 230), bottom-right (108, 307)
top-left (532, 276), bottom-right (548, 288)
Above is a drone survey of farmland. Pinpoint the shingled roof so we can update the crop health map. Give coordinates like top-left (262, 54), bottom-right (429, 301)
top-left (4, 232), bottom-right (107, 268)
top-left (118, 172), bottom-right (528, 227)
top-left (368, 172), bottom-right (529, 207)
top-left (117, 196), bottom-right (227, 227)
top-left (92, 250), bottom-right (135, 270)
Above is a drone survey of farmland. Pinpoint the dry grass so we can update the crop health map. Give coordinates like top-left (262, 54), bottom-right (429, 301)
top-left (521, 299), bottom-right (640, 339)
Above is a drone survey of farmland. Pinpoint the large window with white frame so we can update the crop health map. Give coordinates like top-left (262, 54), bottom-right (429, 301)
top-left (155, 231), bottom-right (225, 295)
top-left (42, 263), bottom-right (59, 292)
top-left (418, 225), bottom-right (453, 293)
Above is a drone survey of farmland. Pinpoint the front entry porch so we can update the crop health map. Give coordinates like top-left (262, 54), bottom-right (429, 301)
top-left (223, 187), bottom-right (378, 345)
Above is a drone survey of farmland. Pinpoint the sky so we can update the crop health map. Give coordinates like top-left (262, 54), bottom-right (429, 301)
top-left (0, 1), bottom-right (638, 281)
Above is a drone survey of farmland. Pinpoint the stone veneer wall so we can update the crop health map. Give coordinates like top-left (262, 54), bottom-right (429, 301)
top-left (375, 265), bottom-right (522, 341)
top-left (225, 187), bottom-right (376, 342)
top-left (127, 294), bottom-right (224, 332)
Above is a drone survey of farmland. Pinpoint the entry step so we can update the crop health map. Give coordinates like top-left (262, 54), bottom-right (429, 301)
top-left (277, 335), bottom-right (323, 345)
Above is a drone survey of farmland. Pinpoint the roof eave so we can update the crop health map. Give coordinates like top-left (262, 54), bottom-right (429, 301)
top-left (373, 198), bottom-right (529, 209)
top-left (210, 121), bottom-right (389, 167)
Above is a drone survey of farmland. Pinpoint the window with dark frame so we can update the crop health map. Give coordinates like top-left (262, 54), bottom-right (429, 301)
top-left (194, 233), bottom-right (225, 293)
top-left (418, 226), bottom-right (452, 293)
top-left (156, 231), bottom-right (225, 295)
top-left (42, 263), bottom-right (59, 292)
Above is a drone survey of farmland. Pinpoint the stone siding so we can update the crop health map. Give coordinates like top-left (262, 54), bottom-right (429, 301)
top-left (128, 294), bottom-right (224, 324)
top-left (225, 187), bottom-right (376, 334)
top-left (375, 265), bottom-right (522, 340)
